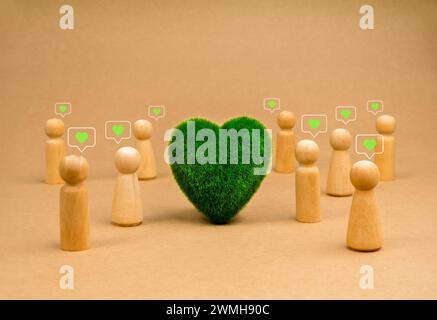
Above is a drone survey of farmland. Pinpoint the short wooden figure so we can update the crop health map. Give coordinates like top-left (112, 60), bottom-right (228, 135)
top-left (346, 160), bottom-right (382, 252)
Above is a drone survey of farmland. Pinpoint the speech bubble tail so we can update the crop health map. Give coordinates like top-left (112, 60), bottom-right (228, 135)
top-left (74, 146), bottom-right (86, 153)
top-left (308, 130), bottom-right (324, 138)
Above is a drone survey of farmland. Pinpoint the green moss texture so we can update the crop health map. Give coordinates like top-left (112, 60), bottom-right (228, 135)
top-left (169, 117), bottom-right (271, 224)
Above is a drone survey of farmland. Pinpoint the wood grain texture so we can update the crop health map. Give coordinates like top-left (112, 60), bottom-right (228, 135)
top-left (111, 173), bottom-right (143, 226)
top-left (136, 139), bottom-right (157, 180)
top-left (296, 166), bottom-right (321, 223)
top-left (45, 139), bottom-right (65, 184)
top-left (326, 128), bottom-right (353, 196)
top-left (275, 111), bottom-right (296, 173)
top-left (346, 161), bottom-right (382, 252)
top-left (111, 147), bottom-right (143, 226)
top-left (346, 189), bottom-right (382, 251)
top-left (295, 140), bottom-right (320, 223)
top-left (275, 131), bottom-right (295, 173)
top-left (59, 155), bottom-right (90, 251)
top-left (45, 118), bottom-right (65, 184)
top-left (133, 120), bottom-right (157, 180)
top-left (326, 150), bottom-right (353, 196)
top-left (375, 135), bottom-right (395, 181)
top-left (60, 184), bottom-right (90, 251)
top-left (374, 115), bottom-right (396, 181)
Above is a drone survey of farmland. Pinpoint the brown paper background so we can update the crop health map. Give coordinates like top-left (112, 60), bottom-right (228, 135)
top-left (1, 0), bottom-right (437, 299)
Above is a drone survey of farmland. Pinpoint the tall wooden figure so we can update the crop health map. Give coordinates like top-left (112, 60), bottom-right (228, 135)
top-left (59, 155), bottom-right (90, 251)
top-left (374, 115), bottom-right (396, 181)
top-left (133, 119), bottom-right (157, 180)
top-left (326, 128), bottom-right (354, 196)
top-left (275, 111), bottom-right (296, 173)
top-left (112, 147), bottom-right (143, 226)
top-left (295, 140), bottom-right (320, 223)
top-left (45, 118), bottom-right (65, 184)
top-left (346, 160), bottom-right (382, 252)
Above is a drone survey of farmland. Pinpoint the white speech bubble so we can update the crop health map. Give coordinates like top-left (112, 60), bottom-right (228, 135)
top-left (105, 121), bottom-right (131, 144)
top-left (67, 127), bottom-right (96, 153)
top-left (148, 105), bottom-right (165, 120)
top-left (355, 134), bottom-right (384, 159)
top-left (54, 102), bottom-right (72, 118)
top-left (367, 100), bottom-right (384, 115)
top-left (301, 114), bottom-right (328, 138)
top-left (335, 106), bottom-right (356, 125)
top-left (263, 98), bottom-right (280, 112)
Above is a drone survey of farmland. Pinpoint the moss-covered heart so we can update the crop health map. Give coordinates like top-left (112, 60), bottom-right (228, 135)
top-left (168, 117), bottom-right (271, 224)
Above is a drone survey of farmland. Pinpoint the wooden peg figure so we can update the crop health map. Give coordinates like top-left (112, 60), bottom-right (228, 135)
top-left (112, 147), bottom-right (143, 226)
top-left (45, 118), bottom-right (65, 184)
top-left (59, 155), bottom-right (90, 251)
top-left (326, 128), bottom-right (354, 196)
top-left (295, 140), bottom-right (321, 223)
top-left (133, 119), bottom-right (157, 180)
top-left (346, 160), bottom-right (382, 252)
top-left (374, 115), bottom-right (396, 181)
top-left (275, 111), bottom-right (296, 173)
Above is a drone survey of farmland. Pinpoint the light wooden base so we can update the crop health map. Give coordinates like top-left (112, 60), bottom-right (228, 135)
top-left (296, 166), bottom-right (321, 223)
top-left (111, 173), bottom-right (143, 226)
top-left (137, 140), bottom-right (157, 180)
top-left (326, 151), bottom-right (353, 196)
top-left (346, 189), bottom-right (382, 252)
top-left (275, 131), bottom-right (295, 173)
top-left (60, 184), bottom-right (90, 251)
top-left (374, 135), bottom-right (395, 181)
top-left (46, 139), bottom-right (65, 184)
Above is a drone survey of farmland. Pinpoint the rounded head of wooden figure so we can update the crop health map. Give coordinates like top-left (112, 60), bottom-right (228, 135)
top-left (350, 160), bottom-right (380, 191)
top-left (133, 119), bottom-right (153, 140)
top-left (277, 111), bottom-right (296, 129)
top-left (60, 155), bottom-right (89, 185)
top-left (115, 146), bottom-right (141, 174)
top-left (329, 128), bottom-right (352, 151)
top-left (376, 114), bottom-right (396, 134)
top-left (45, 118), bottom-right (64, 138)
top-left (296, 139), bottom-right (319, 165)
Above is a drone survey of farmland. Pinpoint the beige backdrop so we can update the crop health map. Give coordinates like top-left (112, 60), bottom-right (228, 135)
top-left (1, 0), bottom-right (437, 299)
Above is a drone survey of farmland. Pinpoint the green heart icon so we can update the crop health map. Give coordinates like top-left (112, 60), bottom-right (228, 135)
top-left (363, 139), bottom-right (377, 151)
top-left (152, 108), bottom-right (161, 116)
top-left (169, 117), bottom-right (271, 224)
top-left (111, 125), bottom-right (125, 137)
top-left (267, 100), bottom-right (277, 109)
top-left (59, 104), bottom-right (67, 113)
top-left (341, 110), bottom-right (352, 119)
top-left (75, 132), bottom-right (89, 144)
top-left (371, 102), bottom-right (380, 111)
top-left (307, 119), bottom-right (321, 129)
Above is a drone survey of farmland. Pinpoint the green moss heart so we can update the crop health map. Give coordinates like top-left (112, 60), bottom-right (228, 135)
top-left (168, 117), bottom-right (271, 224)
